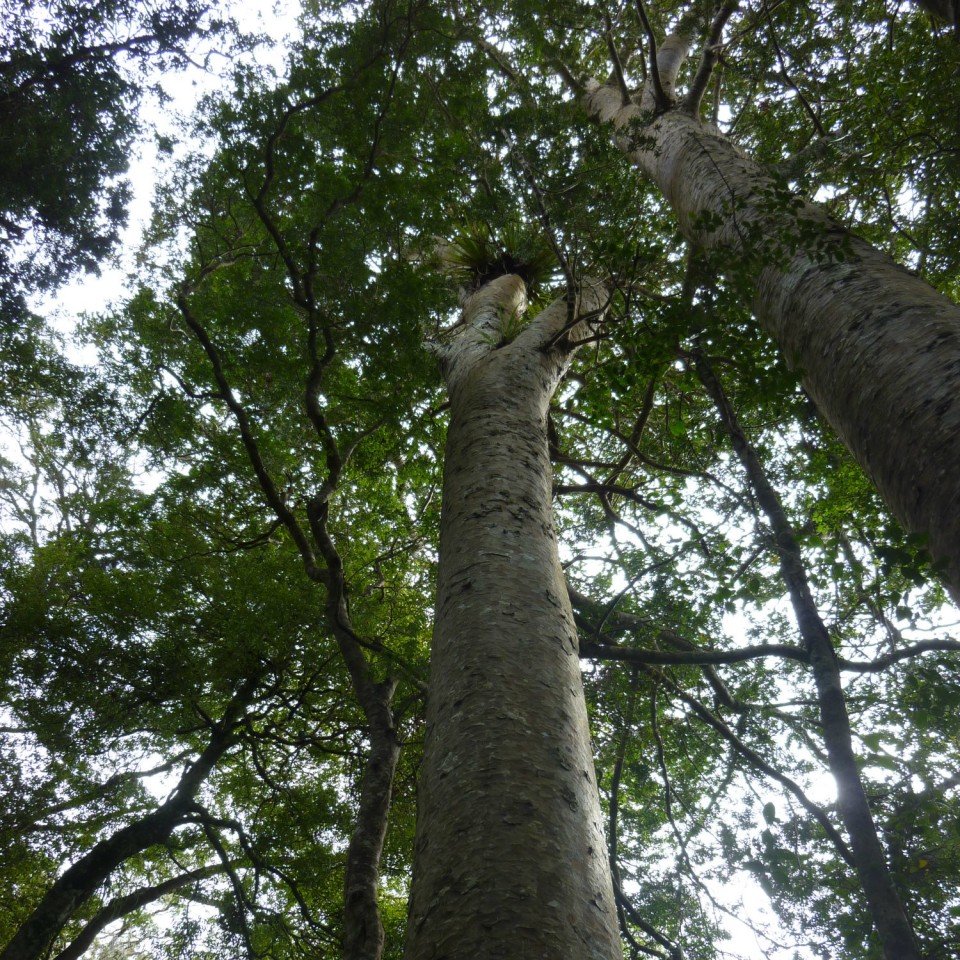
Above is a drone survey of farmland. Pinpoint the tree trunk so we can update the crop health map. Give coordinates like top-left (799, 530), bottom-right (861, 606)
top-left (694, 352), bottom-right (922, 960)
top-left (584, 82), bottom-right (960, 603)
top-left (404, 275), bottom-right (621, 960)
top-left (314, 547), bottom-right (400, 960)
top-left (914, 0), bottom-right (958, 26)
top-left (342, 678), bottom-right (400, 960)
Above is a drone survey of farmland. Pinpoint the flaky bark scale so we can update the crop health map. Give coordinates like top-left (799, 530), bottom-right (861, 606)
top-left (404, 276), bottom-right (621, 960)
top-left (585, 85), bottom-right (960, 601)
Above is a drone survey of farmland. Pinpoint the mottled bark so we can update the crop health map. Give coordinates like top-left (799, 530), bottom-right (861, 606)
top-left (0, 681), bottom-right (254, 960)
top-left (404, 275), bottom-right (621, 960)
top-left (584, 80), bottom-right (960, 602)
top-left (694, 353), bottom-right (922, 960)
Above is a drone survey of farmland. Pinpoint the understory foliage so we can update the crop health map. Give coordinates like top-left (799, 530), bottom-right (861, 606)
top-left (1, 1), bottom-right (959, 959)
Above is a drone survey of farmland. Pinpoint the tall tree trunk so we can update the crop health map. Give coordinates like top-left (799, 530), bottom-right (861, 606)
top-left (583, 69), bottom-right (960, 603)
top-left (341, 676), bottom-right (400, 960)
top-left (404, 275), bottom-right (621, 960)
top-left (693, 351), bottom-right (922, 960)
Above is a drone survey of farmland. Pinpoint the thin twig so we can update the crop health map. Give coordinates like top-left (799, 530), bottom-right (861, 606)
top-left (653, 668), bottom-right (855, 866)
top-left (761, 0), bottom-right (826, 137)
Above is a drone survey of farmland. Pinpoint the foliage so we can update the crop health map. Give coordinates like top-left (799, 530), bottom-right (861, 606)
top-left (0, 0), bottom-right (220, 323)
top-left (2, 1), bottom-right (960, 960)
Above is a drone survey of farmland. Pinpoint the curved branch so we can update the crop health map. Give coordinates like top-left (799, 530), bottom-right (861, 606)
top-left (654, 669), bottom-right (855, 866)
top-left (568, 583), bottom-right (743, 706)
top-left (634, 0), bottom-right (668, 109)
top-left (683, 0), bottom-right (740, 116)
top-left (176, 293), bottom-right (324, 582)
top-left (0, 679), bottom-right (257, 960)
top-left (603, 15), bottom-right (632, 106)
top-left (52, 865), bottom-right (226, 960)
top-left (838, 639), bottom-right (960, 673)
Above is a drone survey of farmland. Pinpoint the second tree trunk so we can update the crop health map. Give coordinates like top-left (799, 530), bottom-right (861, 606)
top-left (404, 275), bottom-right (621, 960)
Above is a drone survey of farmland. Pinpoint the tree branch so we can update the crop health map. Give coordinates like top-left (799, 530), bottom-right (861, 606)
top-left (634, 0), bottom-right (669, 109)
top-left (838, 639), bottom-right (960, 673)
top-left (0, 678), bottom-right (257, 960)
top-left (582, 639), bottom-right (809, 667)
top-left (52, 865), bottom-right (227, 960)
top-left (683, 0), bottom-right (740, 116)
top-left (175, 292), bottom-right (324, 583)
top-left (653, 668), bottom-right (855, 866)
top-left (604, 14), bottom-right (632, 105)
